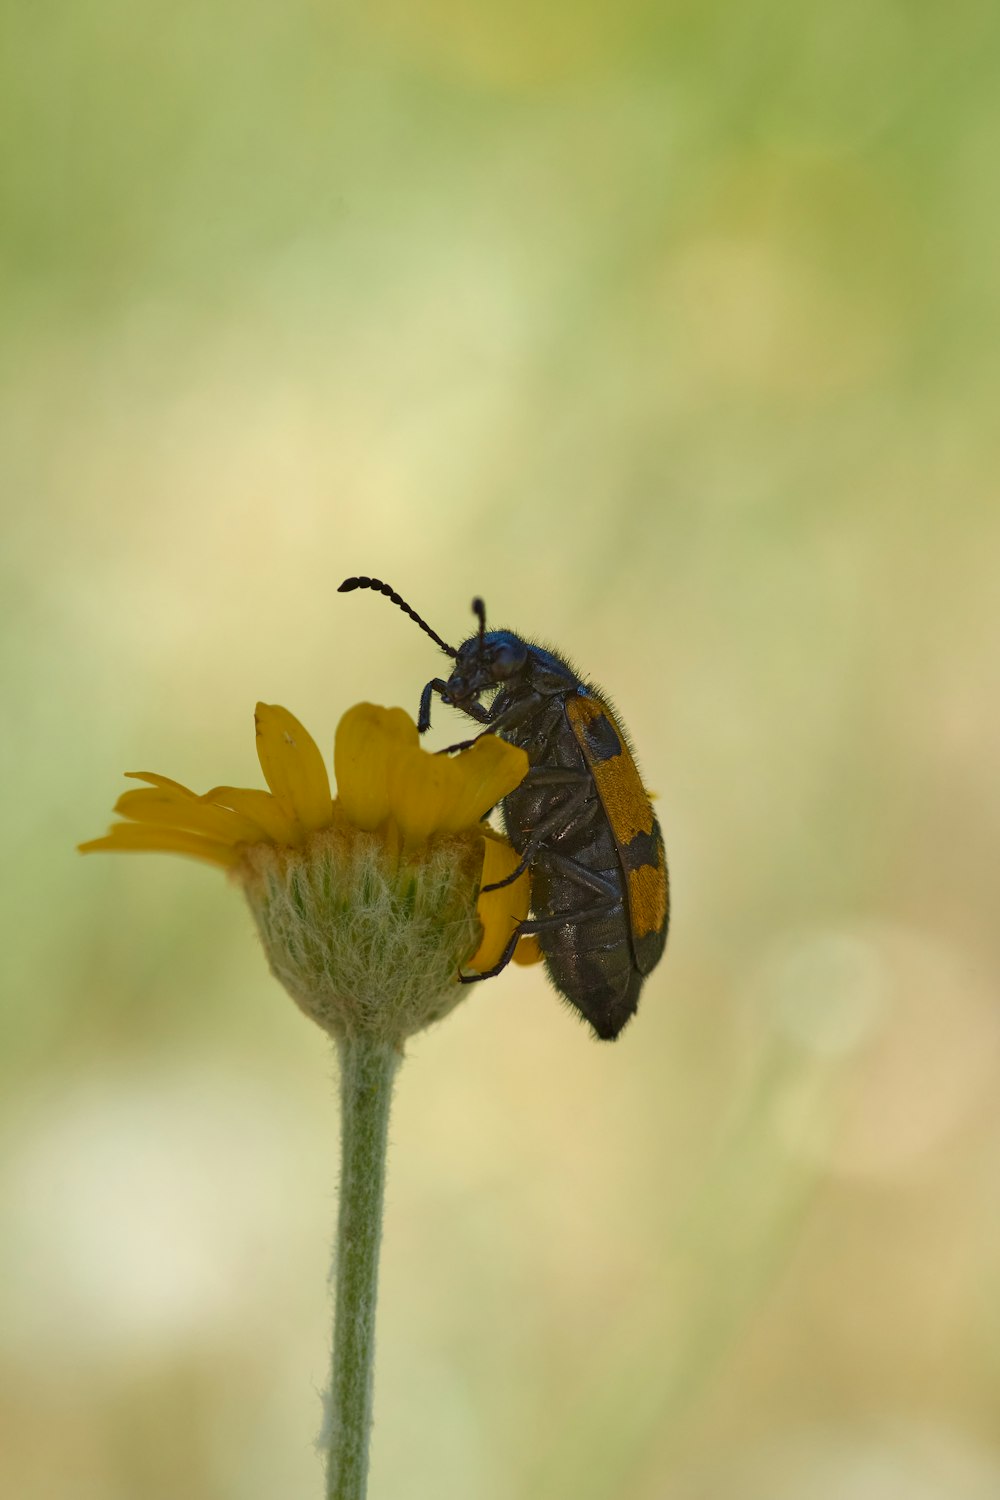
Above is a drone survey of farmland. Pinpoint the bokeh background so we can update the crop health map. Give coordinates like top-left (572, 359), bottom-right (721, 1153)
top-left (3, 2), bottom-right (1000, 1496)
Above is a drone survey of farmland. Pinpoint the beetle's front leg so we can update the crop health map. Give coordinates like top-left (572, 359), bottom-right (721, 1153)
top-left (418, 678), bottom-right (491, 734)
top-left (431, 702), bottom-right (528, 754)
top-left (436, 691), bottom-right (548, 754)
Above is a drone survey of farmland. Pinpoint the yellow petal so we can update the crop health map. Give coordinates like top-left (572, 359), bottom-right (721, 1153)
top-left (125, 771), bottom-right (198, 796)
top-left (114, 787), bottom-right (266, 844)
top-left (255, 704), bottom-right (332, 832)
top-left (388, 745), bottom-right (464, 845)
top-left (386, 734), bottom-right (528, 846)
top-left (467, 834), bottom-right (531, 972)
top-left (435, 735), bottom-right (529, 833)
top-left (513, 933), bottom-right (544, 966)
top-left (202, 786), bottom-right (300, 845)
top-left (334, 704), bottom-right (419, 831)
top-left (78, 824), bottom-right (238, 867)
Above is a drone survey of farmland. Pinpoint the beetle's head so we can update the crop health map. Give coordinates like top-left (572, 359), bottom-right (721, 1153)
top-left (336, 577), bottom-right (528, 714)
top-left (443, 604), bottom-right (529, 706)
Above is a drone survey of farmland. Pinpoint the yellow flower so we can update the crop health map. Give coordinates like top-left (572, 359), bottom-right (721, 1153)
top-left (81, 703), bottom-right (536, 1041)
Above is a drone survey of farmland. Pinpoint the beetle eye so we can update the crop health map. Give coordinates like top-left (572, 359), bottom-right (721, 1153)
top-left (491, 641), bottom-right (527, 678)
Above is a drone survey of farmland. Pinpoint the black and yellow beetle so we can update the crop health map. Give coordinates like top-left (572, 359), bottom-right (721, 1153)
top-left (339, 576), bottom-right (669, 1039)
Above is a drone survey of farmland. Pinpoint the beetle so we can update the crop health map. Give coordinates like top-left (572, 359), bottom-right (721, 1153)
top-left (338, 575), bottom-right (669, 1039)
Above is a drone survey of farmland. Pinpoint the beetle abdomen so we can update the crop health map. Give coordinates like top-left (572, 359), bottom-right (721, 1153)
top-left (535, 894), bottom-right (642, 1039)
top-left (503, 758), bottom-right (645, 1038)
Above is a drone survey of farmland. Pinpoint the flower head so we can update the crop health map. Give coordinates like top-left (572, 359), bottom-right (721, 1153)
top-left (81, 704), bottom-right (535, 1042)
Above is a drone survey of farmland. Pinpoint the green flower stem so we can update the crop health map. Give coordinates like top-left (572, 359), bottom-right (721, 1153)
top-left (327, 1033), bottom-right (401, 1500)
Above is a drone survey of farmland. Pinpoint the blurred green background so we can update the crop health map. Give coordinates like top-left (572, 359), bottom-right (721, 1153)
top-left (3, 1), bottom-right (1000, 1496)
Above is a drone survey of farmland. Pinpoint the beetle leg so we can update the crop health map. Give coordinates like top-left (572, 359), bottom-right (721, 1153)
top-left (437, 692), bottom-right (565, 756)
top-left (435, 730), bottom-right (490, 756)
top-left (459, 897), bottom-right (619, 984)
top-left (522, 898), bottom-right (619, 931)
top-left (458, 928), bottom-right (523, 982)
top-left (422, 693), bottom-right (494, 742)
top-left (436, 695), bottom-right (556, 756)
top-left (480, 777), bottom-right (597, 890)
top-left (519, 766), bottom-right (591, 786)
top-left (417, 679), bottom-right (449, 734)
top-left (532, 848), bottom-right (620, 901)
top-left (479, 861), bottom-right (529, 892)
top-left (480, 691), bottom-right (547, 736)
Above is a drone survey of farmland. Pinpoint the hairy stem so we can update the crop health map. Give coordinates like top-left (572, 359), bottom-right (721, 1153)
top-left (326, 1033), bottom-right (401, 1500)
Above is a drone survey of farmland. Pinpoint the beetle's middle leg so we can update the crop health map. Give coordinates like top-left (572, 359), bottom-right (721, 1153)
top-left (479, 772), bottom-right (598, 891)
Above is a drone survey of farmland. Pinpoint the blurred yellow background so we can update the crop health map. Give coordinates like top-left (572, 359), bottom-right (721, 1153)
top-left (3, 2), bottom-right (1000, 1496)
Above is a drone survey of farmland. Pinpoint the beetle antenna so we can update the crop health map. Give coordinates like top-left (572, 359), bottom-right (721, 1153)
top-left (338, 576), bottom-right (458, 658)
top-left (471, 596), bottom-right (487, 647)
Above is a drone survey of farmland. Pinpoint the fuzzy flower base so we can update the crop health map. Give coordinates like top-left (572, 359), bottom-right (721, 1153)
top-left (240, 823), bottom-right (484, 1043)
